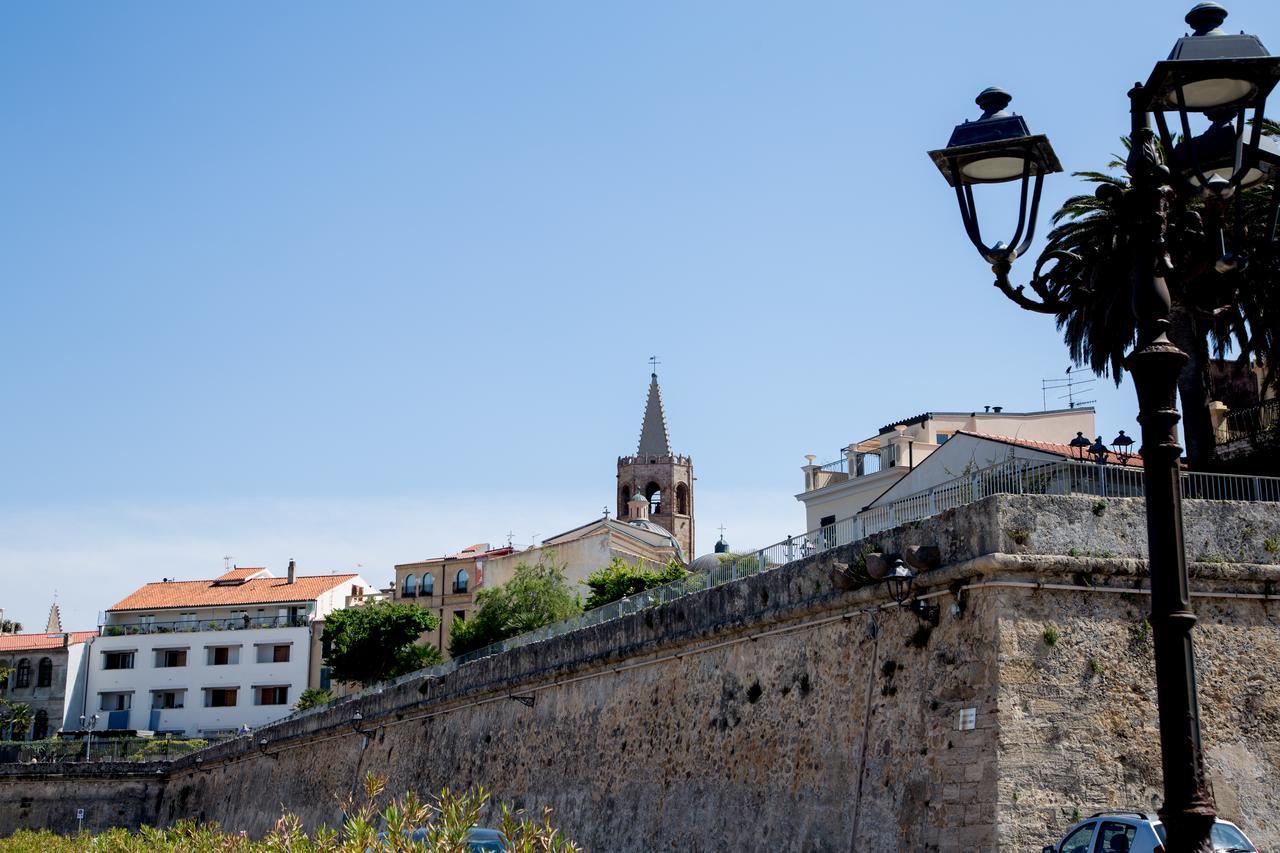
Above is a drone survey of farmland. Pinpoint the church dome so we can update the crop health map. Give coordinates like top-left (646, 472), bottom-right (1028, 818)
top-left (689, 552), bottom-right (724, 573)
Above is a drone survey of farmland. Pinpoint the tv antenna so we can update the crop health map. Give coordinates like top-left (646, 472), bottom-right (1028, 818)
top-left (1042, 366), bottom-right (1095, 410)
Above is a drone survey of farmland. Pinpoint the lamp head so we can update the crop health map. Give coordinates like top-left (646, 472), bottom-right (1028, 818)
top-left (928, 88), bottom-right (1062, 187)
top-left (885, 559), bottom-right (916, 605)
top-left (1143, 4), bottom-right (1280, 112)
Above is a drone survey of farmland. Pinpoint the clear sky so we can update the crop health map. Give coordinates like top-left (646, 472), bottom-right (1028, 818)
top-left (3, 1), bottom-right (1277, 631)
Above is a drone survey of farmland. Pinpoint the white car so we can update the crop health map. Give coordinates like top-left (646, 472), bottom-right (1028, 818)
top-left (1042, 811), bottom-right (1258, 853)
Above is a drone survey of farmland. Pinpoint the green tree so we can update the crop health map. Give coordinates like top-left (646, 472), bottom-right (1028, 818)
top-left (1031, 124), bottom-right (1280, 469)
top-left (293, 687), bottom-right (334, 712)
top-left (0, 619), bottom-right (21, 634)
top-left (321, 601), bottom-right (441, 687)
top-left (582, 557), bottom-right (688, 610)
top-left (448, 556), bottom-right (582, 658)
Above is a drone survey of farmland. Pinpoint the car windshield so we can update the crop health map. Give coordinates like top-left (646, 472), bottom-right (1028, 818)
top-left (1153, 822), bottom-right (1255, 852)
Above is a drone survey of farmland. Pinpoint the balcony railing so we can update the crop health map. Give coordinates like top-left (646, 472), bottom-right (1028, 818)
top-left (100, 614), bottom-right (308, 637)
top-left (1219, 399), bottom-right (1280, 445)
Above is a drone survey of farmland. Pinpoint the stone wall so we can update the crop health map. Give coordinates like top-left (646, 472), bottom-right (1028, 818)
top-left (0, 763), bottom-right (166, 836)
top-left (3, 495), bottom-right (1279, 851)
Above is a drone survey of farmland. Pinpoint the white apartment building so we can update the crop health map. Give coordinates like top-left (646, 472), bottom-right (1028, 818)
top-left (797, 407), bottom-right (1097, 531)
top-left (83, 565), bottom-right (368, 737)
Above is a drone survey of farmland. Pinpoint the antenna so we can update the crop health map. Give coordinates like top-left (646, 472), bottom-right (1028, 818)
top-left (223, 555), bottom-right (232, 570)
top-left (1041, 367), bottom-right (1095, 410)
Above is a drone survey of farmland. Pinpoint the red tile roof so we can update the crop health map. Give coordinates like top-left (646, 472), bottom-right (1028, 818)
top-left (107, 575), bottom-right (360, 612)
top-left (0, 631), bottom-right (97, 652)
top-left (955, 431), bottom-right (1147, 468)
top-left (214, 567), bottom-right (270, 582)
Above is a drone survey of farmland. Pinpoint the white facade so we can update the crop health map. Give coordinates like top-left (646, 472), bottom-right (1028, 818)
top-left (83, 627), bottom-right (312, 736)
top-left (84, 570), bottom-right (369, 737)
top-left (797, 408), bottom-right (1096, 531)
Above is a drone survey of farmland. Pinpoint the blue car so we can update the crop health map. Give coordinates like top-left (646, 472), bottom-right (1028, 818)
top-left (374, 826), bottom-right (510, 851)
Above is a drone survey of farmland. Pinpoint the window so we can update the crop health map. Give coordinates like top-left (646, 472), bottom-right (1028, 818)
top-left (1058, 822), bottom-right (1095, 853)
top-left (155, 649), bottom-right (187, 668)
top-left (453, 569), bottom-right (469, 594)
top-left (819, 515), bottom-right (836, 529)
top-left (256, 686), bottom-right (289, 706)
top-left (99, 691), bottom-right (132, 711)
top-left (454, 609), bottom-right (466, 623)
top-left (151, 690), bottom-right (185, 709)
top-left (319, 666), bottom-right (331, 691)
top-left (645, 482), bottom-right (662, 515)
top-left (14, 659), bottom-right (31, 688)
top-left (207, 646), bottom-right (239, 666)
top-left (936, 431), bottom-right (952, 445)
top-left (421, 573), bottom-right (434, 596)
top-left (620, 486), bottom-right (631, 517)
top-left (1095, 822), bottom-right (1136, 853)
top-left (256, 644), bottom-right (290, 664)
top-left (205, 688), bottom-right (238, 707)
top-left (1209, 823), bottom-right (1254, 851)
top-left (102, 651), bottom-right (134, 670)
top-left (32, 710), bottom-right (49, 740)
top-left (675, 483), bottom-right (689, 515)
top-left (37, 658), bottom-right (53, 688)
top-left (402, 573), bottom-right (418, 598)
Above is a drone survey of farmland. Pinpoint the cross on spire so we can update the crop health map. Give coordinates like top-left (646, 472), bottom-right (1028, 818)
top-left (649, 355), bottom-right (660, 375)
top-left (718, 524), bottom-right (727, 537)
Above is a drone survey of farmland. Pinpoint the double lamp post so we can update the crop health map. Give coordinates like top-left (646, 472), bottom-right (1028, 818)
top-left (927, 4), bottom-right (1280, 852)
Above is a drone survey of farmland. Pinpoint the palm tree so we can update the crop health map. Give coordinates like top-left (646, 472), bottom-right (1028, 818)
top-left (1032, 131), bottom-right (1278, 469)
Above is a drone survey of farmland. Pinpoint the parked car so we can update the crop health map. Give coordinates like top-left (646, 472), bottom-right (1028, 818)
top-left (1043, 812), bottom-right (1257, 853)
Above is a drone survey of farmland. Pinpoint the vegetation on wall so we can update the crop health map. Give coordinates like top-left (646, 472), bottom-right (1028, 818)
top-left (293, 687), bottom-right (335, 712)
top-left (581, 557), bottom-right (688, 610)
top-left (448, 557), bottom-right (581, 658)
top-left (321, 601), bottom-right (441, 687)
top-left (0, 775), bottom-right (580, 852)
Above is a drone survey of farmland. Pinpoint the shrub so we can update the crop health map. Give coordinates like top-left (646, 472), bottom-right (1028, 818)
top-left (582, 557), bottom-right (688, 610)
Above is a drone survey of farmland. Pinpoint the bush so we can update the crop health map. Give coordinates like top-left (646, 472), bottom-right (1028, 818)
top-left (582, 557), bottom-right (688, 610)
top-left (448, 557), bottom-right (581, 658)
top-left (0, 774), bottom-right (580, 851)
top-left (294, 687), bottom-right (334, 712)
top-left (322, 601), bottom-right (442, 687)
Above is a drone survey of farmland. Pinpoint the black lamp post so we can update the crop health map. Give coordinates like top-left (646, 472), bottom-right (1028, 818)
top-left (1112, 430), bottom-right (1136, 465)
top-left (1069, 431), bottom-right (1092, 461)
top-left (929, 5), bottom-right (1280, 852)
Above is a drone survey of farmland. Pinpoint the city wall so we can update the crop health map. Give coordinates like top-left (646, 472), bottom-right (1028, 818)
top-left (2, 495), bottom-right (1278, 851)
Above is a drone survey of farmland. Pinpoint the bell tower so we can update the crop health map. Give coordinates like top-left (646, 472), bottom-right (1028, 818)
top-left (617, 369), bottom-right (694, 559)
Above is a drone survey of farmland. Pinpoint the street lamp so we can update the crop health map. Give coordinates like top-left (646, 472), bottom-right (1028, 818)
top-left (1112, 430), bottom-right (1136, 465)
top-left (1069, 431), bottom-right (1092, 461)
top-left (929, 6), bottom-right (1280, 851)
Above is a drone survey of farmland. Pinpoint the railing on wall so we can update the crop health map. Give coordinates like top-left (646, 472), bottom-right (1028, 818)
top-left (1219, 399), bottom-right (1280, 445)
top-left (326, 458), bottom-right (1280, 707)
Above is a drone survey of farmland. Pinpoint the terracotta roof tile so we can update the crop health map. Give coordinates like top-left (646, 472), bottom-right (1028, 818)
top-left (955, 431), bottom-right (1147, 468)
top-left (0, 631), bottom-right (96, 652)
top-left (107, 575), bottom-right (360, 612)
top-left (214, 567), bottom-right (270, 582)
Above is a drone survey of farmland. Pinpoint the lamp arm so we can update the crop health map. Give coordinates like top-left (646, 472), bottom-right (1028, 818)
top-left (990, 248), bottom-right (1085, 315)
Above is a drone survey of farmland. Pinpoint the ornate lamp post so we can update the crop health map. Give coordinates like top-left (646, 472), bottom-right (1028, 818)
top-left (928, 5), bottom-right (1280, 851)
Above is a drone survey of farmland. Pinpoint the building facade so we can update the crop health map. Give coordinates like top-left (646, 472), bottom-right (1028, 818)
top-left (797, 407), bottom-right (1097, 531)
top-left (0, 621), bottom-right (96, 740)
top-left (84, 565), bottom-right (368, 737)
top-left (393, 544), bottom-right (513, 660)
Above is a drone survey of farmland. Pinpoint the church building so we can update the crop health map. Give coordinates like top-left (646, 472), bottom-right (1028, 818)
top-left (616, 371), bottom-right (695, 558)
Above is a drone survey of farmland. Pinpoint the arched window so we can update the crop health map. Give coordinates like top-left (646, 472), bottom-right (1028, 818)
top-left (620, 486), bottom-right (631, 517)
top-left (37, 658), bottom-right (52, 688)
top-left (421, 572), bottom-right (434, 596)
top-left (32, 710), bottom-right (49, 740)
top-left (676, 483), bottom-right (689, 515)
top-left (645, 482), bottom-right (662, 515)
top-left (14, 659), bottom-right (31, 689)
top-left (453, 569), bottom-right (469, 594)
top-left (402, 573), bottom-right (418, 598)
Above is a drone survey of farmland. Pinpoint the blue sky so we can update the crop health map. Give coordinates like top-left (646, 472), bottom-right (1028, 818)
top-left (3, 1), bottom-right (1277, 631)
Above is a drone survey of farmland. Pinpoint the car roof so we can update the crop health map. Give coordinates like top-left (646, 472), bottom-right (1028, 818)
top-left (467, 828), bottom-right (508, 840)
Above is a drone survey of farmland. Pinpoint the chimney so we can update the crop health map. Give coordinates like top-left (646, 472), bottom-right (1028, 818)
top-left (287, 559), bottom-right (296, 584)
top-left (984, 405), bottom-right (991, 413)
top-left (993, 406), bottom-right (1003, 413)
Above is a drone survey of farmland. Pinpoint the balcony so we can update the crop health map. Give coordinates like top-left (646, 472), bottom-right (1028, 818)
top-left (100, 614), bottom-right (307, 637)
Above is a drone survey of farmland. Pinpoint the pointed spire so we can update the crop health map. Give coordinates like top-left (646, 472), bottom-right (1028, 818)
top-left (637, 372), bottom-right (672, 456)
top-left (45, 602), bottom-right (63, 634)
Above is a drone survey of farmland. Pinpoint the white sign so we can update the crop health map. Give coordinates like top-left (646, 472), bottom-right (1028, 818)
top-left (76, 809), bottom-right (84, 820)
top-left (957, 708), bottom-right (977, 731)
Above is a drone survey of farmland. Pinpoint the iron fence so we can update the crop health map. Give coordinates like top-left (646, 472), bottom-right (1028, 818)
top-left (1220, 399), bottom-right (1280, 445)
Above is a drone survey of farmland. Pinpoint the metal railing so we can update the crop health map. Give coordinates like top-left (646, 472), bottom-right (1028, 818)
top-left (295, 457), bottom-right (1280, 713)
top-left (1219, 399), bottom-right (1280, 445)
top-left (99, 615), bottom-right (308, 637)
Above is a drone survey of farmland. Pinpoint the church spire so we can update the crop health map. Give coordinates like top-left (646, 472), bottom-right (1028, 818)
top-left (46, 601), bottom-right (63, 634)
top-left (637, 371), bottom-right (672, 457)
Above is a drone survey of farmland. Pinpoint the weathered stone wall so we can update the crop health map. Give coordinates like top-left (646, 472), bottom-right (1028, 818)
top-left (3, 495), bottom-right (1278, 852)
top-left (0, 764), bottom-right (166, 836)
